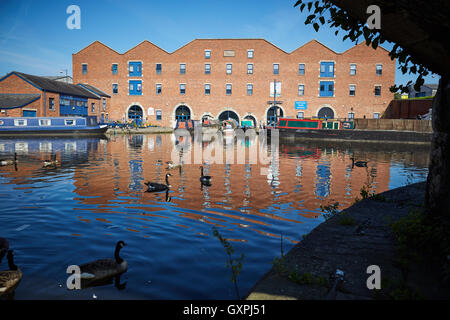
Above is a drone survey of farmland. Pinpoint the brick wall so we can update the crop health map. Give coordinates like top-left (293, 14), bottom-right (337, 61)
top-left (73, 39), bottom-right (396, 127)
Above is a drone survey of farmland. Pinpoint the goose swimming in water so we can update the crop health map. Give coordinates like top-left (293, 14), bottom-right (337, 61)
top-left (0, 250), bottom-right (22, 296)
top-left (166, 161), bottom-right (182, 170)
top-left (145, 173), bottom-right (171, 192)
top-left (78, 241), bottom-right (128, 285)
top-left (200, 166), bottom-right (212, 186)
top-left (43, 154), bottom-right (58, 167)
top-left (350, 157), bottom-right (368, 168)
top-left (0, 153), bottom-right (18, 166)
top-left (0, 238), bottom-right (9, 264)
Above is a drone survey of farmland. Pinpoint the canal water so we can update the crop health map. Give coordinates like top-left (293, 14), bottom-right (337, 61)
top-left (0, 133), bottom-right (429, 299)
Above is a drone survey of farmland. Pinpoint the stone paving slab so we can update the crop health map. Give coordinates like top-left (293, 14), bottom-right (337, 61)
top-left (245, 182), bottom-right (448, 300)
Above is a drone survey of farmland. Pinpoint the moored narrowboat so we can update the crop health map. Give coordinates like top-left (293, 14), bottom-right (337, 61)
top-left (0, 116), bottom-right (108, 136)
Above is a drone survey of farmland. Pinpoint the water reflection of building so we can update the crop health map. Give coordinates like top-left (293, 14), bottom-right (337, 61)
top-left (68, 134), bottom-right (395, 213)
top-left (2, 134), bottom-right (428, 241)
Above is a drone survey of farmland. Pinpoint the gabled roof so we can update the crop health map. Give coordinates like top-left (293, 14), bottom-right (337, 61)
top-left (291, 39), bottom-right (338, 55)
top-left (1, 72), bottom-right (100, 99)
top-left (77, 83), bottom-right (111, 98)
top-left (0, 93), bottom-right (41, 109)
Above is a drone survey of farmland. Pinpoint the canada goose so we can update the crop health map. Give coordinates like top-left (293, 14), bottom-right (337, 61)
top-left (43, 154), bottom-right (58, 167)
top-left (145, 173), bottom-right (171, 192)
top-left (166, 161), bottom-right (182, 170)
top-left (350, 157), bottom-right (368, 168)
top-left (0, 238), bottom-right (9, 264)
top-left (78, 241), bottom-right (128, 284)
top-left (200, 166), bottom-right (212, 185)
top-left (0, 153), bottom-right (18, 166)
top-left (0, 250), bottom-right (22, 296)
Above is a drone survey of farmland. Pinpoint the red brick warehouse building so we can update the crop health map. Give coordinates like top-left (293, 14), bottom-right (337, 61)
top-left (0, 72), bottom-right (111, 120)
top-left (72, 39), bottom-right (395, 127)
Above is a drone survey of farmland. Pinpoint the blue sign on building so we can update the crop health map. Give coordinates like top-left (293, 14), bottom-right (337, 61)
top-left (295, 101), bottom-right (307, 110)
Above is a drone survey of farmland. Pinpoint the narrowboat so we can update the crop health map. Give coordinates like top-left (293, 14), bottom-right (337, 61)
top-left (0, 116), bottom-right (108, 136)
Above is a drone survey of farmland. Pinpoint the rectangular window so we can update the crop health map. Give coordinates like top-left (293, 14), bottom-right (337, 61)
top-left (180, 84), bottom-right (186, 95)
top-left (298, 63), bottom-right (305, 75)
top-left (247, 84), bottom-right (253, 96)
top-left (65, 119), bottom-right (76, 126)
top-left (350, 64), bottom-right (356, 75)
top-left (39, 119), bottom-right (51, 126)
top-left (297, 112), bottom-right (304, 119)
top-left (349, 85), bottom-right (356, 96)
top-left (102, 99), bottom-right (106, 111)
top-left (375, 85), bottom-right (381, 96)
top-left (14, 119), bottom-right (27, 126)
top-left (298, 84), bottom-right (304, 96)
top-left (112, 64), bottom-right (118, 75)
top-left (91, 103), bottom-right (95, 113)
top-left (319, 81), bottom-right (334, 97)
top-left (205, 63), bottom-right (211, 74)
top-left (129, 80), bottom-right (142, 95)
top-left (112, 83), bottom-right (118, 94)
top-left (348, 112), bottom-right (355, 119)
top-left (49, 98), bottom-right (55, 110)
top-left (129, 61), bottom-right (142, 76)
top-left (226, 63), bottom-right (232, 75)
top-left (273, 63), bottom-right (279, 75)
top-left (156, 83), bottom-right (162, 95)
top-left (82, 64), bottom-right (87, 75)
top-left (226, 84), bottom-right (232, 95)
top-left (247, 49), bottom-right (254, 59)
top-left (247, 63), bottom-right (253, 74)
top-left (376, 64), bottom-right (382, 75)
top-left (320, 62), bottom-right (334, 77)
top-left (205, 50), bottom-right (211, 59)
top-left (180, 64), bottom-right (186, 75)
top-left (156, 63), bottom-right (162, 75)
top-left (205, 84), bottom-right (210, 95)
top-left (373, 112), bottom-right (380, 119)
top-left (156, 110), bottom-right (162, 121)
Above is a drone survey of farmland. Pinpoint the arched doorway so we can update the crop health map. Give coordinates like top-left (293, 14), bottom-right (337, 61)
top-left (243, 115), bottom-right (257, 128)
top-left (218, 110), bottom-right (239, 125)
top-left (267, 106), bottom-right (284, 126)
top-left (317, 106), bottom-right (335, 119)
top-left (175, 105), bottom-right (191, 121)
top-left (128, 105), bottom-right (144, 126)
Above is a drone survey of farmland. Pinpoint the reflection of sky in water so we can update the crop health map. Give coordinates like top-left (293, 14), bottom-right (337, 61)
top-left (389, 161), bottom-right (428, 189)
top-left (315, 161), bottom-right (331, 198)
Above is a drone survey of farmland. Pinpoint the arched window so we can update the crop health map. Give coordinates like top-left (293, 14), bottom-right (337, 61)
top-left (317, 107), bottom-right (335, 119)
top-left (175, 105), bottom-right (191, 121)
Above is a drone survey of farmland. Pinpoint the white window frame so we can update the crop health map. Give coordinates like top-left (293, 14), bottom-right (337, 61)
top-left (39, 119), bottom-right (51, 126)
top-left (247, 63), bottom-right (253, 74)
top-left (204, 83), bottom-right (211, 95)
top-left (350, 64), bottom-right (357, 75)
top-left (205, 49), bottom-right (211, 59)
top-left (14, 119), bottom-right (27, 126)
top-left (65, 119), bottom-right (76, 126)
top-left (226, 83), bottom-right (232, 95)
top-left (298, 84), bottom-right (305, 96)
top-left (247, 49), bottom-right (254, 59)
top-left (226, 63), bottom-right (232, 75)
top-left (349, 85), bottom-right (356, 96)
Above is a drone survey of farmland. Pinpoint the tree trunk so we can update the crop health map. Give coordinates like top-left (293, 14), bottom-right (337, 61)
top-left (425, 76), bottom-right (450, 219)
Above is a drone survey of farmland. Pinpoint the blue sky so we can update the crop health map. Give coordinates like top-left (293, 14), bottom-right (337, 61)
top-left (0, 0), bottom-right (439, 86)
